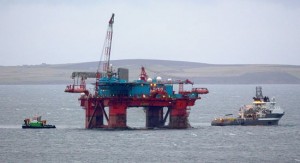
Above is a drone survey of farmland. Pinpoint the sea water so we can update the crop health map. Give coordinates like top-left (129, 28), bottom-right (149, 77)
top-left (0, 85), bottom-right (299, 162)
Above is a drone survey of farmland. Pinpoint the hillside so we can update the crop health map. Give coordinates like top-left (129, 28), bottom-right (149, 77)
top-left (1, 59), bottom-right (300, 84)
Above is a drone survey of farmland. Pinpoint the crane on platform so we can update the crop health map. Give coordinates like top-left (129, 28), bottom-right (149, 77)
top-left (97, 13), bottom-right (115, 78)
top-left (139, 66), bottom-right (149, 81)
top-left (65, 14), bottom-right (115, 93)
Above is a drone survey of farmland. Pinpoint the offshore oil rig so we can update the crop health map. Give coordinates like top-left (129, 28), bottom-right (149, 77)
top-left (65, 14), bottom-right (208, 129)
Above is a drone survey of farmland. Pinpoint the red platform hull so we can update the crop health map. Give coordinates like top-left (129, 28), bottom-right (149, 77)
top-left (80, 95), bottom-right (198, 129)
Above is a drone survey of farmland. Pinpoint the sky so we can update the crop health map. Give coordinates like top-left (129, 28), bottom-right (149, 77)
top-left (0, 0), bottom-right (300, 66)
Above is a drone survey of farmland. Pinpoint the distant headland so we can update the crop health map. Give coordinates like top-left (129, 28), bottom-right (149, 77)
top-left (1, 59), bottom-right (300, 84)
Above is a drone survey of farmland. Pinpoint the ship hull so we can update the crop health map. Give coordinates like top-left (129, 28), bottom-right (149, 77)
top-left (211, 113), bottom-right (284, 126)
top-left (22, 124), bottom-right (56, 129)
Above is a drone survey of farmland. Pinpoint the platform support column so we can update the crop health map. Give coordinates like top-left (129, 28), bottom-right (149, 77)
top-left (145, 107), bottom-right (164, 128)
top-left (169, 100), bottom-right (189, 129)
top-left (108, 102), bottom-right (127, 128)
top-left (85, 99), bottom-right (104, 129)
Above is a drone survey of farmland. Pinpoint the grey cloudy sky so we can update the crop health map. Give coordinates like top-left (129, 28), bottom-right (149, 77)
top-left (0, 0), bottom-right (300, 66)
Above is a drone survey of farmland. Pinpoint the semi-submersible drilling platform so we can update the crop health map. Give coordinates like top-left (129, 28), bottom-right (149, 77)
top-left (65, 14), bottom-right (209, 129)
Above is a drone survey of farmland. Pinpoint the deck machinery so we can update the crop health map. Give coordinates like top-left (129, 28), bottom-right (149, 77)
top-left (65, 14), bottom-right (209, 129)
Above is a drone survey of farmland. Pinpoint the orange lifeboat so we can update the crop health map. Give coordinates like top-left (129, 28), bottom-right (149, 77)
top-left (192, 88), bottom-right (209, 94)
top-left (65, 76), bottom-right (87, 93)
top-left (64, 84), bottom-right (86, 93)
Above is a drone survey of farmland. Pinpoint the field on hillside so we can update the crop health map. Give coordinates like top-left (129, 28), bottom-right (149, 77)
top-left (1, 60), bottom-right (300, 84)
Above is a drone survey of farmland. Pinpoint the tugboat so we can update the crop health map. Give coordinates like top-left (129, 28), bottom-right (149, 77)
top-left (211, 86), bottom-right (285, 126)
top-left (22, 115), bottom-right (56, 129)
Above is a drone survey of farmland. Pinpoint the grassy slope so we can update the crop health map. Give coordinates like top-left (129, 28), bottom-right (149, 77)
top-left (1, 59), bottom-right (300, 84)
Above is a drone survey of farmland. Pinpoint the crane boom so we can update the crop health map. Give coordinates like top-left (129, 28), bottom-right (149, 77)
top-left (99, 13), bottom-right (115, 77)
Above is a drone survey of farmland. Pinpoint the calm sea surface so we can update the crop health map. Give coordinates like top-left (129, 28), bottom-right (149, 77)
top-left (0, 85), bottom-right (299, 162)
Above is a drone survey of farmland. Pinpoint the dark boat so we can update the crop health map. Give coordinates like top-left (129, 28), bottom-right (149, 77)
top-left (211, 86), bottom-right (285, 126)
top-left (22, 115), bottom-right (56, 129)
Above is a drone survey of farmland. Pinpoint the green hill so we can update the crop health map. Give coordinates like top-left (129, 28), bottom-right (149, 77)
top-left (1, 59), bottom-right (300, 84)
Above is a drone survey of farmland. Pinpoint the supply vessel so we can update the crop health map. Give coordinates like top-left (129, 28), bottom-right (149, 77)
top-left (65, 13), bottom-right (209, 129)
top-left (22, 115), bottom-right (56, 129)
top-left (211, 86), bottom-right (284, 126)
